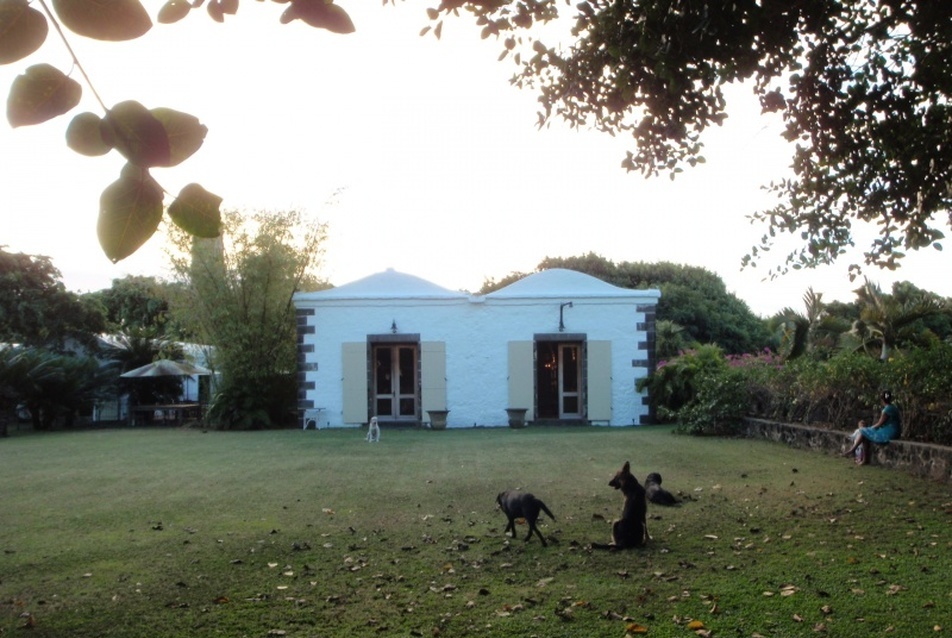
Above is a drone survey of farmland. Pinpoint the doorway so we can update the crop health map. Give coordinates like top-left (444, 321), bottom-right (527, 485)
top-left (372, 343), bottom-right (418, 422)
top-left (535, 340), bottom-right (582, 419)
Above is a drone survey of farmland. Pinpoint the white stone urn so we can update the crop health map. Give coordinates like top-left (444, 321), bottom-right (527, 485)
top-left (427, 409), bottom-right (449, 430)
top-left (506, 408), bottom-right (528, 428)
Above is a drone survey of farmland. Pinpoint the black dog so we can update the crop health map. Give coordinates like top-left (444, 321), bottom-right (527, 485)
top-left (645, 472), bottom-right (679, 506)
top-left (496, 490), bottom-right (555, 546)
top-left (593, 461), bottom-right (649, 549)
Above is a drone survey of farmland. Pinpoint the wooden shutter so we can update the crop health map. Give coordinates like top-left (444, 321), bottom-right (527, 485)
top-left (508, 341), bottom-right (534, 420)
top-left (421, 341), bottom-right (447, 413)
top-left (587, 340), bottom-right (612, 423)
top-left (342, 342), bottom-right (368, 424)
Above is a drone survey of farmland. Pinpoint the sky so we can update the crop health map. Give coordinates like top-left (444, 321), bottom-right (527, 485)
top-left (2, 2), bottom-right (949, 318)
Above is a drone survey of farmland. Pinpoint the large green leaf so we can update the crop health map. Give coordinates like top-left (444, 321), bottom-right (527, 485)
top-left (0, 0), bottom-right (49, 64)
top-left (65, 111), bottom-right (113, 156)
top-left (51, 0), bottom-right (151, 41)
top-left (98, 164), bottom-right (164, 262)
top-left (150, 107), bottom-right (207, 166)
top-left (103, 100), bottom-right (171, 167)
top-left (6, 63), bottom-right (82, 127)
top-left (168, 183), bottom-right (222, 237)
top-left (280, 0), bottom-right (355, 33)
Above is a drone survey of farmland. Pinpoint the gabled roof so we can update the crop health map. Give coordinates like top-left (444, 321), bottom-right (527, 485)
top-left (485, 268), bottom-right (659, 300)
top-left (294, 268), bottom-right (469, 301)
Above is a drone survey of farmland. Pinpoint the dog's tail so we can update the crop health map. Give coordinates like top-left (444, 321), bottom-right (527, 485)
top-left (536, 498), bottom-right (556, 521)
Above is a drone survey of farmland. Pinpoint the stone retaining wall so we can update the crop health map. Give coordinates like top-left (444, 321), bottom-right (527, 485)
top-left (742, 417), bottom-right (952, 484)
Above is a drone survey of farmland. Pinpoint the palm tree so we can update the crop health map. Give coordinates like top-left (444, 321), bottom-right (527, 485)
top-left (655, 319), bottom-right (693, 361)
top-left (851, 279), bottom-right (948, 361)
top-left (0, 347), bottom-right (111, 429)
top-left (770, 288), bottom-right (848, 360)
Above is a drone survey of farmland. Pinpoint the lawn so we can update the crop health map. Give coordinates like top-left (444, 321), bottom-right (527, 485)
top-left (2, 425), bottom-right (951, 637)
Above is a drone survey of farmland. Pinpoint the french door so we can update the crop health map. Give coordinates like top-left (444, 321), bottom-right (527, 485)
top-left (536, 341), bottom-right (582, 419)
top-left (372, 344), bottom-right (418, 421)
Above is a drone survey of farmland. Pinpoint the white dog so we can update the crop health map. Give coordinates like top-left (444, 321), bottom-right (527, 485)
top-left (366, 416), bottom-right (380, 443)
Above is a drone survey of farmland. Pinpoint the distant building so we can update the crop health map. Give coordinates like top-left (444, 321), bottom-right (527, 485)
top-left (292, 268), bottom-right (660, 428)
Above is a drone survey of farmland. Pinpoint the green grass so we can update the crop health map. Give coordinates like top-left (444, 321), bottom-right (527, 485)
top-left (2, 426), bottom-right (951, 637)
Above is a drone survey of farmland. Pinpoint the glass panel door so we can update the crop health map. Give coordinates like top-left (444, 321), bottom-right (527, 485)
top-left (373, 344), bottom-right (418, 421)
top-left (559, 344), bottom-right (581, 417)
top-left (397, 346), bottom-right (416, 417)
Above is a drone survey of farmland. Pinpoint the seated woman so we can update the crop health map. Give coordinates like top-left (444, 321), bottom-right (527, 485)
top-left (843, 390), bottom-right (901, 464)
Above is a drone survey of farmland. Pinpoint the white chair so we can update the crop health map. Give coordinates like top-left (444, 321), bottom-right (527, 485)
top-left (302, 408), bottom-right (326, 430)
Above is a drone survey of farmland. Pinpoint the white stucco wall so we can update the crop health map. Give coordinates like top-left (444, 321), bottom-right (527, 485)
top-left (293, 269), bottom-right (659, 428)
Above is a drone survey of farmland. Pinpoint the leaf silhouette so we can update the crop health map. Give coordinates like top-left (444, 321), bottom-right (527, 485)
top-left (7, 63), bottom-right (81, 127)
top-left (0, 0), bottom-right (49, 64)
top-left (51, 0), bottom-right (152, 41)
top-left (97, 163), bottom-right (163, 262)
top-left (168, 183), bottom-right (221, 237)
top-left (66, 111), bottom-right (113, 156)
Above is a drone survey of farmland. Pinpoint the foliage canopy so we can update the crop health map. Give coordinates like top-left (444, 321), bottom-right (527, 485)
top-left (429, 0), bottom-right (952, 275)
top-left (0, 247), bottom-right (105, 349)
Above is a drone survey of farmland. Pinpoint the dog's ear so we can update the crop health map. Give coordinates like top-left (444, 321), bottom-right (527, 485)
top-left (622, 461), bottom-right (631, 474)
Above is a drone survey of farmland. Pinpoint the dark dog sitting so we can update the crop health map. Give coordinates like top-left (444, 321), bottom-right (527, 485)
top-left (645, 472), bottom-right (679, 506)
top-left (496, 490), bottom-right (555, 546)
top-left (593, 461), bottom-right (649, 549)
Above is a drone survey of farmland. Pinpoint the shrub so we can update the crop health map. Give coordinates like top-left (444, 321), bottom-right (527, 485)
top-left (638, 344), bottom-right (727, 422)
top-left (675, 366), bottom-right (749, 435)
top-left (206, 371), bottom-right (296, 430)
top-left (643, 343), bottom-right (952, 445)
top-left (885, 345), bottom-right (952, 444)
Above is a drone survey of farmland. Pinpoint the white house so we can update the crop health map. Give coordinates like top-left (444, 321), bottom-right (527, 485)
top-left (292, 268), bottom-right (660, 428)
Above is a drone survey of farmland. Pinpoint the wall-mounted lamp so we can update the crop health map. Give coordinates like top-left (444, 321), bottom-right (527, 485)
top-left (391, 319), bottom-right (398, 334)
top-left (559, 301), bottom-right (574, 332)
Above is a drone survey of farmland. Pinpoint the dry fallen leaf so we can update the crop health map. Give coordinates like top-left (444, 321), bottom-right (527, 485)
top-left (687, 620), bottom-right (705, 630)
